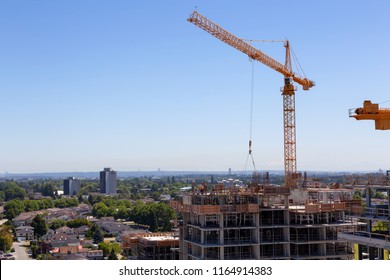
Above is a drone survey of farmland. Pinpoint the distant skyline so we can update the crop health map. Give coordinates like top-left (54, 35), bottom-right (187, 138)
top-left (1, 1), bottom-right (389, 173)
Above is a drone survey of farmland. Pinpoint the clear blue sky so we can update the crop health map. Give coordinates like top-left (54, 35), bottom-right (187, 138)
top-left (1, 1), bottom-right (389, 173)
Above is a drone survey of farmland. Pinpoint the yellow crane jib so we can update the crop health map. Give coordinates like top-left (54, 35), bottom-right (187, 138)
top-left (349, 100), bottom-right (390, 130)
top-left (187, 11), bottom-right (315, 90)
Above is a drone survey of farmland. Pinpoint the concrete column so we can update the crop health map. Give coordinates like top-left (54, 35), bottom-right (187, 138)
top-left (180, 227), bottom-right (185, 259)
top-left (219, 213), bottom-right (224, 246)
top-left (320, 243), bottom-right (326, 256)
top-left (388, 190), bottom-right (390, 235)
top-left (219, 228), bottom-right (224, 245)
top-left (284, 195), bottom-right (289, 209)
top-left (200, 215), bottom-right (205, 227)
top-left (254, 212), bottom-right (260, 259)
top-left (219, 246), bottom-right (224, 260)
top-left (366, 188), bottom-right (372, 207)
top-left (387, 189), bottom-right (390, 204)
top-left (323, 192), bottom-right (329, 203)
top-left (378, 248), bottom-right (383, 260)
top-left (219, 213), bottom-right (224, 260)
top-left (368, 246), bottom-right (376, 260)
top-left (283, 243), bottom-right (290, 258)
top-left (255, 212), bottom-right (260, 227)
top-left (367, 220), bottom-right (372, 232)
top-left (284, 209), bottom-right (290, 225)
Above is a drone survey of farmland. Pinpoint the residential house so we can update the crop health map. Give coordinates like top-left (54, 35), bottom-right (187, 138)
top-left (86, 250), bottom-right (104, 260)
top-left (73, 203), bottom-right (92, 215)
top-left (51, 245), bottom-right (84, 255)
top-left (46, 208), bottom-right (78, 222)
top-left (40, 229), bottom-right (55, 241)
top-left (55, 226), bottom-right (75, 235)
top-left (74, 225), bottom-right (90, 239)
top-left (48, 234), bottom-right (80, 248)
top-left (59, 254), bottom-right (88, 260)
top-left (97, 220), bottom-right (131, 236)
top-left (12, 210), bottom-right (46, 227)
top-left (50, 245), bottom-right (103, 260)
top-left (80, 239), bottom-right (94, 248)
top-left (15, 226), bottom-right (34, 241)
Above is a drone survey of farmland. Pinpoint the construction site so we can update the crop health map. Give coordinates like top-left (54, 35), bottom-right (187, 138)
top-left (170, 176), bottom-right (365, 260)
top-left (121, 232), bottom-right (179, 260)
top-left (167, 10), bottom-right (390, 261)
top-left (340, 173), bottom-right (390, 260)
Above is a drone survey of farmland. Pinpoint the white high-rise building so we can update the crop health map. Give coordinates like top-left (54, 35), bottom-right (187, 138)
top-left (100, 167), bottom-right (117, 194)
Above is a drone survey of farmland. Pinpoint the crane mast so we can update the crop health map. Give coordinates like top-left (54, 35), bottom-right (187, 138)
top-left (188, 11), bottom-right (315, 187)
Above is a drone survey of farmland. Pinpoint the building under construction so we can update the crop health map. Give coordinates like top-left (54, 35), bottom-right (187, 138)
top-left (338, 173), bottom-right (390, 260)
top-left (121, 232), bottom-right (179, 260)
top-left (170, 178), bottom-right (360, 260)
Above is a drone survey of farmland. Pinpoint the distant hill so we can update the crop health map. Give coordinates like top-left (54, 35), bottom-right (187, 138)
top-left (2, 169), bottom-right (378, 180)
top-left (3, 170), bottom-right (283, 179)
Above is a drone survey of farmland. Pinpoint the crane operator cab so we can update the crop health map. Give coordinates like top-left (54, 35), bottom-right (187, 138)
top-left (282, 77), bottom-right (296, 95)
top-left (284, 77), bottom-right (293, 85)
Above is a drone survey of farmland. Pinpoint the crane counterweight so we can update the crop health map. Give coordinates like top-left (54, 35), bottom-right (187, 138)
top-left (350, 100), bottom-right (390, 130)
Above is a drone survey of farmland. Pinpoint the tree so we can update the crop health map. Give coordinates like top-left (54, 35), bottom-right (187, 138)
top-left (24, 200), bottom-right (40, 212)
top-left (48, 219), bottom-right (66, 231)
top-left (98, 241), bottom-right (120, 257)
top-left (41, 184), bottom-right (55, 198)
top-left (31, 214), bottom-right (48, 240)
top-left (93, 229), bottom-right (104, 244)
top-left (54, 197), bottom-right (79, 208)
top-left (66, 218), bottom-right (91, 228)
top-left (129, 201), bottom-right (175, 232)
top-left (373, 221), bottom-right (389, 232)
top-left (353, 190), bottom-right (362, 200)
top-left (85, 223), bottom-right (100, 240)
top-left (0, 227), bottom-right (13, 252)
top-left (113, 206), bottom-right (129, 220)
top-left (373, 191), bottom-right (386, 199)
top-left (38, 198), bottom-right (54, 209)
top-left (92, 202), bottom-right (109, 218)
top-left (108, 248), bottom-right (118, 260)
top-left (4, 199), bottom-right (25, 220)
top-left (4, 182), bottom-right (26, 201)
top-left (158, 203), bottom-right (175, 231)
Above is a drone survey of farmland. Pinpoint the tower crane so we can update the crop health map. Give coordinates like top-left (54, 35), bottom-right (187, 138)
top-left (187, 11), bottom-right (315, 187)
top-left (349, 100), bottom-right (390, 130)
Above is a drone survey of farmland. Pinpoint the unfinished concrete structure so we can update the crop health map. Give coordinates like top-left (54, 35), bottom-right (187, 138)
top-left (121, 232), bottom-right (179, 260)
top-left (339, 173), bottom-right (390, 260)
top-left (170, 181), bottom-right (357, 260)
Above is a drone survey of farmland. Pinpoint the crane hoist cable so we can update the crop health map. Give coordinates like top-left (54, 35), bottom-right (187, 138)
top-left (244, 59), bottom-right (257, 172)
